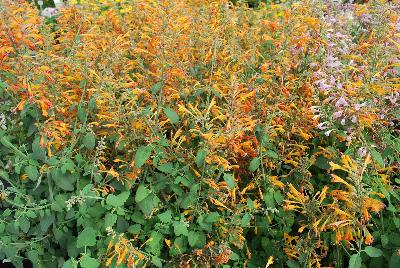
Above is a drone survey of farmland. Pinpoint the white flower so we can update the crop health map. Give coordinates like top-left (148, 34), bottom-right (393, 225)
top-left (324, 129), bottom-right (334, 136)
top-left (0, 113), bottom-right (6, 130)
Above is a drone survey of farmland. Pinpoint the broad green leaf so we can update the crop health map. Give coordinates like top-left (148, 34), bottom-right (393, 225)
top-left (147, 231), bottom-right (163, 255)
top-left (152, 256), bottom-right (162, 268)
top-left (134, 145), bottom-right (152, 168)
top-left (158, 210), bottom-right (172, 223)
top-left (77, 105), bottom-right (87, 123)
top-left (135, 184), bottom-right (150, 203)
top-left (364, 246), bottom-right (382, 257)
top-left (188, 231), bottom-right (199, 247)
top-left (265, 150), bottom-right (279, 160)
top-left (249, 157), bottom-right (261, 172)
top-left (128, 224), bottom-right (141, 234)
top-left (173, 221), bottom-right (188, 236)
top-left (138, 195), bottom-right (155, 216)
top-left (151, 82), bottom-right (163, 95)
top-left (106, 191), bottom-right (130, 207)
top-left (104, 213), bottom-right (117, 228)
top-left (205, 212), bottom-right (220, 223)
top-left (195, 149), bottom-right (207, 168)
top-left (77, 227), bottom-right (97, 248)
top-left (80, 255), bottom-right (99, 268)
top-left (157, 162), bottom-right (173, 174)
top-left (370, 148), bottom-right (384, 167)
top-left (82, 133), bottom-right (96, 150)
top-left (50, 168), bottom-right (76, 191)
top-left (19, 216), bottom-right (30, 233)
top-left (241, 213), bottom-right (252, 227)
top-left (223, 173), bottom-right (235, 189)
top-left (163, 107), bottom-right (179, 124)
top-left (25, 165), bottom-right (39, 181)
top-left (348, 253), bottom-right (362, 268)
top-left (62, 259), bottom-right (78, 268)
top-left (32, 137), bottom-right (46, 161)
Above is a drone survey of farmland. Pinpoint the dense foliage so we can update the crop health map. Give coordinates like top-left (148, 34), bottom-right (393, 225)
top-left (0, 0), bottom-right (399, 267)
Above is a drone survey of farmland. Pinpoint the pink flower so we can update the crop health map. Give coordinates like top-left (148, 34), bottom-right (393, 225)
top-left (335, 97), bottom-right (348, 108)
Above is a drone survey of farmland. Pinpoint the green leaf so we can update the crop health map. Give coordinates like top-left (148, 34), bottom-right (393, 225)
top-left (151, 82), bottom-right (163, 95)
top-left (135, 184), bottom-right (150, 203)
top-left (77, 105), bottom-right (87, 123)
top-left (19, 216), bottom-right (30, 233)
top-left (195, 149), bottom-right (207, 168)
top-left (163, 107), bottom-right (179, 124)
top-left (348, 253), bottom-right (362, 268)
top-left (128, 224), bottom-right (141, 234)
top-left (223, 173), bottom-right (235, 189)
top-left (188, 231), bottom-right (199, 247)
top-left (138, 195), bottom-right (155, 216)
top-left (158, 210), bottom-right (172, 223)
top-left (273, 190), bottom-right (284, 204)
top-left (0, 222), bottom-right (5, 233)
top-left (370, 148), bottom-right (384, 167)
top-left (32, 137), bottom-right (46, 161)
top-left (152, 256), bottom-right (162, 268)
top-left (106, 191), bottom-right (130, 207)
top-left (62, 258), bottom-right (78, 268)
top-left (77, 227), bottom-right (97, 248)
top-left (25, 165), bottom-right (39, 181)
top-left (157, 162), bottom-right (173, 174)
top-left (241, 213), bottom-right (252, 227)
top-left (50, 168), bottom-right (76, 191)
top-left (173, 221), bottom-right (188, 236)
top-left (265, 150), bottom-right (279, 160)
top-left (82, 133), bottom-right (96, 150)
top-left (249, 157), bottom-right (261, 172)
top-left (147, 231), bottom-right (163, 255)
top-left (104, 213), bottom-right (117, 228)
top-left (364, 246), bottom-right (382, 258)
top-left (134, 145), bottom-right (152, 168)
top-left (80, 255), bottom-right (99, 268)
top-left (205, 212), bottom-right (220, 223)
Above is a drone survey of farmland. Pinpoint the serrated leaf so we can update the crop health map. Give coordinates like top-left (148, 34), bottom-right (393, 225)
top-left (157, 162), bottom-right (173, 174)
top-left (173, 221), bottom-right (188, 236)
top-left (77, 227), bottom-right (97, 248)
top-left (163, 107), bottom-right (179, 124)
top-left (364, 246), bottom-right (382, 257)
top-left (19, 216), bottom-right (30, 233)
top-left (188, 231), bottom-right (199, 247)
top-left (223, 173), bottom-right (235, 189)
top-left (249, 157), bottom-right (261, 172)
top-left (147, 231), bottom-right (163, 255)
top-left (80, 255), bottom-right (99, 268)
top-left (106, 191), bottom-right (130, 207)
top-left (82, 133), bottom-right (96, 150)
top-left (25, 165), bottom-right (39, 181)
top-left (158, 210), bottom-right (172, 223)
top-left (104, 213), bottom-right (117, 228)
top-left (134, 145), bottom-right (152, 168)
top-left (135, 184), bottom-right (150, 203)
